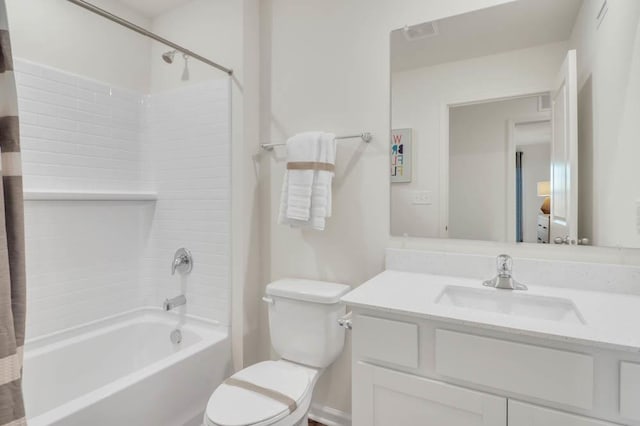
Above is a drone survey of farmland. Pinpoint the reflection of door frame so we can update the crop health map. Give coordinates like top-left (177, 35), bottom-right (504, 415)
top-left (506, 115), bottom-right (552, 243)
top-left (440, 88), bottom-right (551, 240)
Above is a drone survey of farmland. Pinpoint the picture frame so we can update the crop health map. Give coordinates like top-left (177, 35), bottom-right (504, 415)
top-left (391, 128), bottom-right (412, 183)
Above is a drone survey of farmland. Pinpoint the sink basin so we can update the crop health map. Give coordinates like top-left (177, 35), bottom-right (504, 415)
top-left (435, 285), bottom-right (586, 325)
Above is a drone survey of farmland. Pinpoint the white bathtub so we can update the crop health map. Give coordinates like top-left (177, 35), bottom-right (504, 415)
top-left (23, 308), bottom-right (232, 426)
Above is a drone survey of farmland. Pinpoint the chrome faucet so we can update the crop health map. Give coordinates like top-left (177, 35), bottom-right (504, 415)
top-left (483, 254), bottom-right (527, 290)
top-left (163, 294), bottom-right (186, 311)
top-left (172, 248), bottom-right (193, 275)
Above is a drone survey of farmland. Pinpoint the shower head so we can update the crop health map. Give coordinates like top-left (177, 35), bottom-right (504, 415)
top-left (161, 50), bottom-right (190, 81)
top-left (162, 50), bottom-right (177, 64)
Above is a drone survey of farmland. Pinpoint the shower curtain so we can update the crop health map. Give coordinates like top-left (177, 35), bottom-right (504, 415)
top-left (0, 2), bottom-right (27, 425)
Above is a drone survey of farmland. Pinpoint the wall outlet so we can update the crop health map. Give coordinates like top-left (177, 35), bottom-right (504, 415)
top-left (412, 190), bottom-right (433, 205)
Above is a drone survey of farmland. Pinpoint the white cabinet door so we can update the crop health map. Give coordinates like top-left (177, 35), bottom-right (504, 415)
top-left (508, 400), bottom-right (621, 426)
top-left (353, 362), bottom-right (506, 426)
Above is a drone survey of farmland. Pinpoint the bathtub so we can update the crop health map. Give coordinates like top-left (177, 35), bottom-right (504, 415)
top-left (23, 308), bottom-right (232, 426)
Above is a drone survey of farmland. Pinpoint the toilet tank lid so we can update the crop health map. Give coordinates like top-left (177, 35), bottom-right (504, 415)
top-left (266, 279), bottom-right (351, 304)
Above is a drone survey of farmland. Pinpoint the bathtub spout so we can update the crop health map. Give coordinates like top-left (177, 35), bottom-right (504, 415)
top-left (163, 295), bottom-right (186, 311)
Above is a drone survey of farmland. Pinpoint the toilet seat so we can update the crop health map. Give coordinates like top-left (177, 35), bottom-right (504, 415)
top-left (205, 360), bottom-right (319, 426)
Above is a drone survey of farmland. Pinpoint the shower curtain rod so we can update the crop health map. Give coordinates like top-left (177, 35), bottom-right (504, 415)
top-left (66, 0), bottom-right (233, 76)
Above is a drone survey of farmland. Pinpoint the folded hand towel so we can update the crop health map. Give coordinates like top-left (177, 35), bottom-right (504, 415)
top-left (310, 132), bottom-right (336, 223)
top-left (278, 131), bottom-right (336, 231)
top-left (284, 132), bottom-right (321, 221)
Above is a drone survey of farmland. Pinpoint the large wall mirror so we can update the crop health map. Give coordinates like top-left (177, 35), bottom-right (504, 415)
top-left (390, 0), bottom-right (640, 248)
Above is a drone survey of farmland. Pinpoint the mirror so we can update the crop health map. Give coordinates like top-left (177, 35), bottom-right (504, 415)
top-left (390, 0), bottom-right (640, 248)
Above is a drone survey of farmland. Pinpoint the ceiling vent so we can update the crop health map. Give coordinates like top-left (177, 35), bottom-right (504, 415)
top-left (403, 21), bottom-right (439, 41)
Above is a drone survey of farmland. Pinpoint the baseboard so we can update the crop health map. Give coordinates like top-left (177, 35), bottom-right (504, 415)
top-left (308, 403), bottom-right (352, 426)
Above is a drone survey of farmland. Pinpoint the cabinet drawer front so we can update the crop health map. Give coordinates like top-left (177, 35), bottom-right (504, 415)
top-left (508, 400), bottom-right (620, 426)
top-left (354, 362), bottom-right (506, 426)
top-left (354, 315), bottom-right (418, 368)
top-left (620, 361), bottom-right (640, 421)
top-left (435, 330), bottom-right (594, 410)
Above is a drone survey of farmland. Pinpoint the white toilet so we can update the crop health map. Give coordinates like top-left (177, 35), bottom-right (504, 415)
top-left (204, 279), bottom-right (351, 426)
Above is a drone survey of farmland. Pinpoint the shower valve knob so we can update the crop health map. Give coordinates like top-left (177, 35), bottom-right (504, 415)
top-left (172, 248), bottom-right (193, 275)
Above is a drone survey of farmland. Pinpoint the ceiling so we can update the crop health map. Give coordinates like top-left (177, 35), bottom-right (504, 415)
top-left (391, 0), bottom-right (583, 72)
top-left (116, 0), bottom-right (193, 18)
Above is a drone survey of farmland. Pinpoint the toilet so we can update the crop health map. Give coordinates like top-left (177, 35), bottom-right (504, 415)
top-left (204, 278), bottom-right (351, 426)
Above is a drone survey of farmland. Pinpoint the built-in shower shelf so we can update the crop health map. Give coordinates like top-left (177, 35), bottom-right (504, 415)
top-left (23, 190), bottom-right (158, 201)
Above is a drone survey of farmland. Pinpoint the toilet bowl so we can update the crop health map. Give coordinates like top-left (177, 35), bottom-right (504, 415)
top-left (204, 360), bottom-right (319, 426)
top-left (204, 279), bottom-right (351, 426)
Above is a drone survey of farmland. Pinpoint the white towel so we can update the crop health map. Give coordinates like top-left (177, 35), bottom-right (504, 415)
top-left (284, 132), bottom-right (321, 220)
top-left (278, 132), bottom-right (336, 230)
top-left (310, 132), bottom-right (336, 221)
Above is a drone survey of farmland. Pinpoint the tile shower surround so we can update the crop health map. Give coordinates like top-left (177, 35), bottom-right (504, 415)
top-left (15, 59), bottom-right (230, 338)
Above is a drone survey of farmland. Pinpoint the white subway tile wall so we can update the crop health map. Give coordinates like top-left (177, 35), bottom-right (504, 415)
top-left (141, 80), bottom-right (231, 324)
top-left (14, 59), bottom-right (231, 338)
top-left (24, 202), bottom-right (148, 338)
top-left (15, 59), bottom-right (149, 193)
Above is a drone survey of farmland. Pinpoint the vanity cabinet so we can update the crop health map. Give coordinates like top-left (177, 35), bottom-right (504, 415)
top-left (350, 311), bottom-right (636, 426)
top-left (508, 401), bottom-right (619, 426)
top-left (353, 362), bottom-right (506, 426)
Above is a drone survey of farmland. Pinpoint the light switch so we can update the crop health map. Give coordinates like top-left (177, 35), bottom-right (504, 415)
top-left (412, 191), bottom-right (432, 205)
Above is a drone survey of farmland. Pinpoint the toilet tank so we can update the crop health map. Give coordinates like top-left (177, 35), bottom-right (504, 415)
top-left (265, 279), bottom-right (351, 368)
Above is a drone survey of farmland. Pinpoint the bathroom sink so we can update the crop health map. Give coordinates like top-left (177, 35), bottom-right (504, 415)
top-left (435, 285), bottom-right (586, 325)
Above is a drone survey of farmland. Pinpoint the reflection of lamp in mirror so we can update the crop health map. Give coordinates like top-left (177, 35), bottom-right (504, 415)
top-left (537, 181), bottom-right (551, 214)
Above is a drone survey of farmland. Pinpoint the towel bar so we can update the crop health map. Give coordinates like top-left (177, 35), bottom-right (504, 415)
top-left (260, 132), bottom-right (372, 151)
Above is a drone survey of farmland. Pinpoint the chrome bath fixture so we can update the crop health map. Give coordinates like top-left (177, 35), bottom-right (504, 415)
top-left (260, 132), bottom-right (373, 151)
top-left (163, 294), bottom-right (187, 311)
top-left (161, 50), bottom-right (190, 81)
top-left (483, 254), bottom-right (527, 290)
top-left (162, 50), bottom-right (177, 63)
top-left (172, 248), bottom-right (193, 275)
top-left (170, 329), bottom-right (182, 344)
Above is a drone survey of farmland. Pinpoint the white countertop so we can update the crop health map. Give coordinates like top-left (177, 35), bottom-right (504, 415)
top-left (341, 270), bottom-right (640, 353)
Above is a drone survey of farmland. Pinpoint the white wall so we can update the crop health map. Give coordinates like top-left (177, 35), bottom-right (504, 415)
top-left (8, 0), bottom-right (240, 340)
top-left (570, 0), bottom-right (640, 247)
top-left (449, 96), bottom-right (541, 242)
top-left (14, 59), bottom-right (149, 338)
top-left (141, 81), bottom-right (231, 323)
top-left (149, 0), bottom-right (241, 92)
top-left (260, 0), bottom-right (640, 419)
top-left (5, 0), bottom-right (152, 91)
top-left (15, 60), bottom-right (148, 193)
top-left (390, 42), bottom-right (566, 238)
top-left (147, 0), bottom-right (265, 370)
top-left (261, 0), bottom-right (520, 417)
top-left (14, 57), bottom-right (233, 337)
